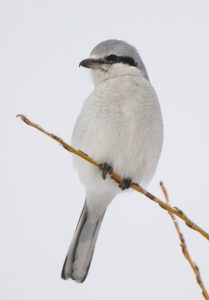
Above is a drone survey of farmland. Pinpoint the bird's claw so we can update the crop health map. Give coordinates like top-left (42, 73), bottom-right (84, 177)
top-left (100, 163), bottom-right (113, 180)
top-left (119, 178), bottom-right (132, 190)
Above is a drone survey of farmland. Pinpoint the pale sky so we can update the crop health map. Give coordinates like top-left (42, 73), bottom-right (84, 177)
top-left (1, 0), bottom-right (209, 299)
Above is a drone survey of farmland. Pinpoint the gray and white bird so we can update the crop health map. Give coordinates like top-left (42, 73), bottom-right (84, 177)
top-left (61, 39), bottom-right (163, 282)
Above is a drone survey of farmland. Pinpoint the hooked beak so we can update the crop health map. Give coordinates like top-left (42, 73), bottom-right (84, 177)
top-left (79, 58), bottom-right (104, 69)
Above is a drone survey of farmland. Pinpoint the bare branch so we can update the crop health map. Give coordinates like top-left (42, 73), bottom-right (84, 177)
top-left (17, 114), bottom-right (209, 241)
top-left (160, 181), bottom-right (209, 300)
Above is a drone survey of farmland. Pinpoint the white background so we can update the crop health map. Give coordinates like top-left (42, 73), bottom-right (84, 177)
top-left (1, 0), bottom-right (209, 299)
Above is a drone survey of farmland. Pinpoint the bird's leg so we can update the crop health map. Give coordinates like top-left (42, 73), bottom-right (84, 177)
top-left (100, 162), bottom-right (113, 180)
top-left (119, 178), bottom-right (132, 190)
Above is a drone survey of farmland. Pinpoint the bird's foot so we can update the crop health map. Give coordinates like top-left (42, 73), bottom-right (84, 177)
top-left (100, 162), bottom-right (113, 180)
top-left (119, 178), bottom-right (132, 190)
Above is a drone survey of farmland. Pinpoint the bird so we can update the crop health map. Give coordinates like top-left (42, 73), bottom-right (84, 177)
top-left (61, 39), bottom-right (163, 283)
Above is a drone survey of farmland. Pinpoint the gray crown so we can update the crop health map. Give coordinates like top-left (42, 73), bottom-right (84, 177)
top-left (91, 39), bottom-right (149, 80)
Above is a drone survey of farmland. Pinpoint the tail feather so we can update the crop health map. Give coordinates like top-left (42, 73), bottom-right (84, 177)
top-left (61, 201), bottom-right (105, 282)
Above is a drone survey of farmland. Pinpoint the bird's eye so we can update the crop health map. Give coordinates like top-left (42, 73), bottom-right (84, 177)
top-left (106, 54), bottom-right (117, 62)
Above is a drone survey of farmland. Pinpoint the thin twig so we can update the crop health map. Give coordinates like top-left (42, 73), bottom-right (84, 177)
top-left (17, 114), bottom-right (209, 241)
top-left (160, 181), bottom-right (209, 300)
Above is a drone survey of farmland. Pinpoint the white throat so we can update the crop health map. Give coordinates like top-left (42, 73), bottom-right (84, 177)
top-left (90, 63), bottom-right (145, 86)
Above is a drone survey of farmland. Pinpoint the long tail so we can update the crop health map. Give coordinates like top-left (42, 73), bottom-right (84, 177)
top-left (61, 201), bottom-right (105, 283)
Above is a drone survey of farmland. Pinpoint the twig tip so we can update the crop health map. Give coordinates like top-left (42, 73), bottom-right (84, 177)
top-left (16, 114), bottom-right (25, 120)
top-left (16, 114), bottom-right (31, 125)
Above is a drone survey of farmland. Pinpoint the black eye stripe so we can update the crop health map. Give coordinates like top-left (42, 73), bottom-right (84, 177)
top-left (117, 56), bottom-right (137, 67)
top-left (105, 55), bottom-right (137, 67)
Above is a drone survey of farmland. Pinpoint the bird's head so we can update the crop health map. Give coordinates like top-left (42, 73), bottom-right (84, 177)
top-left (79, 39), bottom-right (149, 85)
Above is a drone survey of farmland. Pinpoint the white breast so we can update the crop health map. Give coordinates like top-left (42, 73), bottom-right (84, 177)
top-left (72, 72), bottom-right (163, 193)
